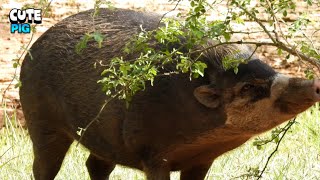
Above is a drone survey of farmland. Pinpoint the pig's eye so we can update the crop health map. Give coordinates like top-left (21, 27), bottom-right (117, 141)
top-left (241, 84), bottom-right (255, 92)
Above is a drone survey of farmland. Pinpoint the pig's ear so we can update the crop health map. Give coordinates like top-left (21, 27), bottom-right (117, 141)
top-left (194, 85), bottom-right (221, 108)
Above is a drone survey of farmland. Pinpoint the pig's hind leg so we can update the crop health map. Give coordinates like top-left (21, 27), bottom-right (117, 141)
top-left (23, 96), bottom-right (74, 180)
top-left (28, 125), bottom-right (73, 180)
top-left (86, 153), bottom-right (116, 180)
top-left (180, 163), bottom-right (212, 180)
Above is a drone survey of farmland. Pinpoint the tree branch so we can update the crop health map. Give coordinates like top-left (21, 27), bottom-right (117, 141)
top-left (276, 41), bottom-right (320, 71)
top-left (237, 4), bottom-right (277, 44)
top-left (157, 0), bottom-right (182, 27)
top-left (189, 40), bottom-right (320, 72)
top-left (190, 41), bottom-right (275, 55)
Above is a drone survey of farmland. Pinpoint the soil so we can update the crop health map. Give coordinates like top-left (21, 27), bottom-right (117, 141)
top-left (0, 0), bottom-right (313, 127)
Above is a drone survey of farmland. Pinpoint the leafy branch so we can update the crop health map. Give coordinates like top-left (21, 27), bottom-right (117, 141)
top-left (92, 0), bottom-right (320, 104)
top-left (256, 119), bottom-right (296, 179)
top-left (75, 0), bottom-right (113, 54)
top-left (232, 0), bottom-right (320, 71)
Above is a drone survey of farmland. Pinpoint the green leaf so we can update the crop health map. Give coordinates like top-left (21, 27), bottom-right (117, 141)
top-left (15, 80), bottom-right (22, 88)
top-left (13, 62), bottom-right (18, 68)
top-left (76, 32), bottom-right (105, 54)
top-left (92, 32), bottom-right (105, 48)
top-left (148, 67), bottom-right (157, 76)
top-left (257, 145), bottom-right (262, 150)
top-left (31, 25), bottom-right (37, 33)
top-left (235, 16), bottom-right (245, 24)
top-left (191, 1), bottom-right (195, 7)
top-left (192, 61), bottom-right (207, 77)
top-left (233, 67), bottom-right (239, 74)
top-left (223, 32), bottom-right (231, 41)
top-left (283, 10), bottom-right (288, 17)
top-left (193, 29), bottom-right (204, 39)
top-left (119, 63), bottom-right (131, 76)
top-left (305, 0), bottom-right (313, 6)
top-left (75, 33), bottom-right (92, 54)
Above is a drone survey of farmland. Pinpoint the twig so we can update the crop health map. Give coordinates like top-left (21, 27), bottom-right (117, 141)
top-left (0, 154), bottom-right (26, 169)
top-left (276, 41), bottom-right (320, 71)
top-left (237, 4), bottom-right (277, 44)
top-left (265, 0), bottom-right (291, 46)
top-left (248, 44), bottom-right (259, 60)
top-left (233, 1), bottom-right (320, 72)
top-left (227, 30), bottom-right (266, 34)
top-left (76, 94), bottom-right (118, 146)
top-left (265, 0), bottom-right (280, 42)
top-left (190, 41), bottom-right (276, 55)
top-left (157, 0), bottom-right (182, 27)
top-left (223, 0), bottom-right (232, 25)
top-left (256, 118), bottom-right (296, 180)
top-left (0, 147), bottom-right (12, 159)
top-left (189, 40), bottom-right (320, 72)
top-left (303, 32), bottom-right (318, 55)
top-left (311, 29), bottom-right (320, 41)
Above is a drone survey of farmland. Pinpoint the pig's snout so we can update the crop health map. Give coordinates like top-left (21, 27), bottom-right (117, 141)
top-left (313, 79), bottom-right (320, 101)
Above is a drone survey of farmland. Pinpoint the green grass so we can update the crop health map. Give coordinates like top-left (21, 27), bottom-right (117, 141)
top-left (1, 104), bottom-right (320, 180)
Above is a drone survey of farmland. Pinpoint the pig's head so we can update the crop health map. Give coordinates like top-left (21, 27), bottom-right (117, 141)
top-left (194, 44), bottom-right (320, 134)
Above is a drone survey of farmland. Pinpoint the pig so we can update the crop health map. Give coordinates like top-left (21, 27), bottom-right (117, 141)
top-left (19, 8), bottom-right (320, 180)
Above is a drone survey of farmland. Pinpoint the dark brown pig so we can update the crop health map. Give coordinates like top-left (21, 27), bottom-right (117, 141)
top-left (19, 8), bottom-right (320, 180)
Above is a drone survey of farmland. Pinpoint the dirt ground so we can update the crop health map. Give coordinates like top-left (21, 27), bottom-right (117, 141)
top-left (0, 0), bottom-right (313, 127)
